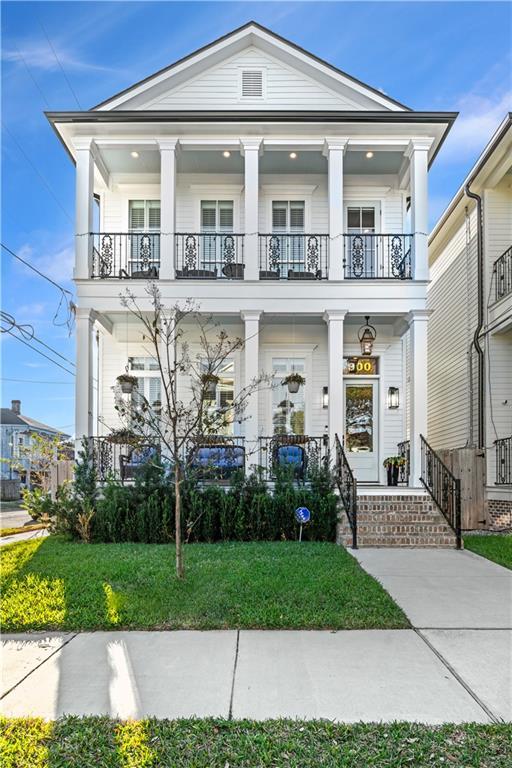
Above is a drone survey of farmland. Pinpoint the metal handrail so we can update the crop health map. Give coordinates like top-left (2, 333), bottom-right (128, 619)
top-left (420, 434), bottom-right (462, 549)
top-left (343, 233), bottom-right (413, 279)
top-left (334, 433), bottom-right (357, 549)
top-left (495, 436), bottom-right (512, 485)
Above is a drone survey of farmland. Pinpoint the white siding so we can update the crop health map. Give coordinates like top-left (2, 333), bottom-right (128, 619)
top-left (143, 46), bottom-right (364, 111)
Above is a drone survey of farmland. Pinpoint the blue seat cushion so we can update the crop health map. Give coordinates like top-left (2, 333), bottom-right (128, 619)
top-left (126, 446), bottom-right (157, 467)
top-left (192, 445), bottom-right (244, 470)
top-left (276, 445), bottom-right (304, 466)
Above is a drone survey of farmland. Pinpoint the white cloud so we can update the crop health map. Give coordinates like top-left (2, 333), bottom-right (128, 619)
top-left (3, 42), bottom-right (119, 74)
top-left (16, 241), bottom-right (74, 285)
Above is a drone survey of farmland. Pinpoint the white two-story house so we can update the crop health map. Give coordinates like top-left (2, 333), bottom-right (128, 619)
top-left (47, 22), bottom-right (456, 508)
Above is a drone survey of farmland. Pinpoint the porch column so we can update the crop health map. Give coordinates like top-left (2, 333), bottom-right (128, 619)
top-left (74, 138), bottom-right (94, 280)
top-left (324, 310), bottom-right (347, 452)
top-left (406, 140), bottom-right (431, 282)
top-left (241, 310), bottom-right (262, 466)
top-left (158, 139), bottom-right (178, 280)
top-left (241, 138), bottom-right (262, 281)
top-left (75, 308), bottom-right (96, 451)
top-left (324, 138), bottom-right (348, 281)
top-left (407, 309), bottom-right (430, 486)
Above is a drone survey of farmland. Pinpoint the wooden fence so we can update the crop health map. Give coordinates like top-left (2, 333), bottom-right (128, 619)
top-left (437, 447), bottom-right (487, 530)
top-left (49, 460), bottom-right (74, 499)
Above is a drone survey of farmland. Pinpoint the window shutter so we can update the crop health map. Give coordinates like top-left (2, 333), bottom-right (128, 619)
top-left (148, 201), bottom-right (161, 230)
top-left (241, 70), bottom-right (263, 98)
top-left (290, 202), bottom-right (305, 231)
top-left (218, 201), bottom-right (233, 231)
top-left (201, 202), bottom-right (217, 231)
top-left (272, 202), bottom-right (287, 231)
top-left (129, 201), bottom-right (145, 230)
top-left (148, 377), bottom-right (161, 406)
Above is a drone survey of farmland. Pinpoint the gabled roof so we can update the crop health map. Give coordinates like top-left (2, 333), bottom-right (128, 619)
top-left (92, 20), bottom-right (409, 112)
top-left (0, 408), bottom-right (69, 437)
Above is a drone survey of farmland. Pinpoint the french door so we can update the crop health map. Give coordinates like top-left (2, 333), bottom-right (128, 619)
top-left (345, 205), bottom-right (379, 278)
top-left (344, 379), bottom-right (379, 482)
top-left (271, 200), bottom-right (305, 276)
top-left (128, 200), bottom-right (160, 273)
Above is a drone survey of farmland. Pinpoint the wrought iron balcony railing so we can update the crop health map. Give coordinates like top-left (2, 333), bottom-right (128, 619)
top-left (343, 234), bottom-right (412, 279)
top-left (495, 436), bottom-right (512, 485)
top-left (258, 434), bottom-right (327, 481)
top-left (91, 233), bottom-right (160, 279)
top-left (493, 245), bottom-right (512, 303)
top-left (259, 234), bottom-right (328, 280)
top-left (175, 233), bottom-right (244, 279)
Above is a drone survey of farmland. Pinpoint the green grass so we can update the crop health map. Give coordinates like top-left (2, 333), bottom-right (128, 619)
top-left (464, 534), bottom-right (512, 570)
top-left (1, 717), bottom-right (511, 768)
top-left (0, 537), bottom-right (408, 631)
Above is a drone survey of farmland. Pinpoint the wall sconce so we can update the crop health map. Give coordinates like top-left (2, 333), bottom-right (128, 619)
top-left (322, 386), bottom-right (329, 408)
top-left (387, 386), bottom-right (399, 409)
top-left (358, 316), bottom-right (377, 356)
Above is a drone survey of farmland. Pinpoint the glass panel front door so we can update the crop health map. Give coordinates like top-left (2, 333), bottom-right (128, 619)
top-left (344, 380), bottom-right (379, 481)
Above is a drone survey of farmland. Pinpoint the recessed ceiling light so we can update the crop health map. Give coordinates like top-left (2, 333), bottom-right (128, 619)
top-left (131, 151), bottom-right (139, 159)
top-left (366, 151), bottom-right (374, 159)
top-left (289, 152), bottom-right (297, 159)
top-left (222, 150), bottom-right (231, 158)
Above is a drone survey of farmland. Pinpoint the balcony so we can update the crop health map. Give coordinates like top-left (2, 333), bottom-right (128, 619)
top-left (343, 234), bottom-right (412, 279)
top-left (493, 246), bottom-right (512, 303)
top-left (91, 233), bottom-right (160, 279)
top-left (259, 234), bottom-right (328, 280)
top-left (175, 233), bottom-right (244, 279)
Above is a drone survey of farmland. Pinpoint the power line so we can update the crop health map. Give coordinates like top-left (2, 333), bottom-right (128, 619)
top-left (1, 242), bottom-right (72, 295)
top-left (14, 44), bottom-right (50, 108)
top-left (5, 329), bottom-right (75, 377)
top-left (38, 18), bottom-right (83, 109)
top-left (1, 312), bottom-right (76, 367)
top-left (1, 378), bottom-right (74, 385)
top-left (1, 122), bottom-right (73, 223)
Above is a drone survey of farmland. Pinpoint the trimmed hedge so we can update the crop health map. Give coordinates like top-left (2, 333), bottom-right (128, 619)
top-left (61, 463), bottom-right (339, 544)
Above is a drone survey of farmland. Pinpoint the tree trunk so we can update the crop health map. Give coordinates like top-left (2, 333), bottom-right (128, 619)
top-left (174, 464), bottom-right (184, 579)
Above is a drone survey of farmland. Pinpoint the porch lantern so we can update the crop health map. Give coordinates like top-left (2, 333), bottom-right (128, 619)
top-left (322, 386), bottom-right (329, 408)
top-left (358, 316), bottom-right (377, 356)
top-left (387, 386), bottom-right (400, 409)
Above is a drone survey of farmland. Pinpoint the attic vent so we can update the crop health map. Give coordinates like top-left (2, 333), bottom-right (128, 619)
top-left (241, 70), bottom-right (263, 98)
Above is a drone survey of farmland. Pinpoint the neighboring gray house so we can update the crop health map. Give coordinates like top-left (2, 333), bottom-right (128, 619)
top-left (0, 400), bottom-right (70, 483)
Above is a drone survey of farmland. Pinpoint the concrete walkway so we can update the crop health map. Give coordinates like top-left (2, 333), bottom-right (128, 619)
top-left (1, 548), bottom-right (510, 724)
top-left (0, 527), bottom-right (48, 547)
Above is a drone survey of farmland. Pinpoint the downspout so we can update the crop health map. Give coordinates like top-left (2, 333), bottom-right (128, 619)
top-left (464, 182), bottom-right (484, 449)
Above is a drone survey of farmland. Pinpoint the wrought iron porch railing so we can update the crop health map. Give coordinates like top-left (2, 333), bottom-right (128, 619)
top-left (343, 234), bottom-right (412, 279)
top-left (258, 434), bottom-right (326, 481)
top-left (90, 437), bottom-right (161, 483)
top-left (420, 434), bottom-right (461, 548)
top-left (91, 233), bottom-right (161, 279)
top-left (186, 435), bottom-right (246, 480)
top-left (175, 233), bottom-right (244, 279)
top-left (258, 234), bottom-right (328, 280)
top-left (397, 439), bottom-right (410, 485)
top-left (493, 245), bottom-right (512, 303)
top-left (495, 436), bottom-right (512, 485)
top-left (334, 434), bottom-right (357, 549)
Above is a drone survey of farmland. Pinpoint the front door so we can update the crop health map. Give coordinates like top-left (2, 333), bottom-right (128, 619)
top-left (344, 380), bottom-right (379, 482)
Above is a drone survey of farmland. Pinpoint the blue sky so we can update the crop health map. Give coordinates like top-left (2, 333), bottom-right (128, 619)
top-left (1, 1), bottom-right (511, 433)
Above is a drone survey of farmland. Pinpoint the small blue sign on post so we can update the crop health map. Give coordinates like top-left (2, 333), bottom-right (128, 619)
top-left (295, 506), bottom-right (311, 541)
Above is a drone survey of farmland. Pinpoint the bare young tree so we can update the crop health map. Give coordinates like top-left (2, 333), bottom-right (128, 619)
top-left (114, 283), bottom-right (268, 579)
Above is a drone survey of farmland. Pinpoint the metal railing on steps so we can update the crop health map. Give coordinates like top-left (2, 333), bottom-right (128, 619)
top-left (334, 434), bottom-right (358, 549)
top-left (420, 434), bottom-right (462, 549)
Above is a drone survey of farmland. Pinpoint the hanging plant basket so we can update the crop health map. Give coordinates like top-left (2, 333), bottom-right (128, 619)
top-left (106, 428), bottom-right (141, 446)
top-left (283, 373), bottom-right (305, 394)
top-left (201, 372), bottom-right (220, 397)
top-left (116, 373), bottom-right (138, 394)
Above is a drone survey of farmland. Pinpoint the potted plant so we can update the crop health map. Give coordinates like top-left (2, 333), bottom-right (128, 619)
top-left (200, 372), bottom-right (220, 398)
top-left (383, 456), bottom-right (405, 486)
top-left (106, 428), bottom-right (141, 446)
top-left (283, 372), bottom-right (305, 394)
top-left (116, 373), bottom-right (138, 394)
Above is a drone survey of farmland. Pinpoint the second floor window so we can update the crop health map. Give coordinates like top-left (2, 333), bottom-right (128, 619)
top-left (129, 200), bottom-right (161, 231)
top-left (128, 201), bottom-right (161, 270)
top-left (201, 201), bottom-right (234, 232)
top-left (272, 201), bottom-right (305, 233)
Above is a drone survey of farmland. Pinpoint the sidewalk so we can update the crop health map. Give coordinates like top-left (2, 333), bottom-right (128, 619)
top-left (1, 549), bottom-right (510, 724)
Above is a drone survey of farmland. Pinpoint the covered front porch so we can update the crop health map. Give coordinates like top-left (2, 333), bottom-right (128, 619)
top-left (77, 307), bottom-right (428, 487)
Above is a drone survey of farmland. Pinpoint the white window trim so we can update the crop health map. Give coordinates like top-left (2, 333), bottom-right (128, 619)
top-left (237, 66), bottom-right (267, 102)
top-left (263, 345), bottom-right (315, 435)
top-left (191, 191), bottom-right (241, 232)
top-left (265, 193), bottom-right (313, 233)
top-left (344, 200), bottom-right (382, 232)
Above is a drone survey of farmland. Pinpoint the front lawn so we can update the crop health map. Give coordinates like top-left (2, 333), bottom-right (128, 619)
top-left (0, 537), bottom-right (408, 631)
top-left (2, 718), bottom-right (511, 768)
top-left (464, 534), bottom-right (512, 570)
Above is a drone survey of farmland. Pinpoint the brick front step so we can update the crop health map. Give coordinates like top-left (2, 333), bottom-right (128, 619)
top-left (337, 491), bottom-right (458, 548)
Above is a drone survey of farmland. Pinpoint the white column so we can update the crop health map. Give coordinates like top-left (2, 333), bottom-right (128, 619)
top-left (241, 139), bottom-right (262, 281)
top-left (241, 310), bottom-right (262, 466)
top-left (406, 140), bottom-right (431, 282)
top-left (407, 309), bottom-right (430, 486)
top-left (324, 310), bottom-right (347, 452)
top-left (324, 138), bottom-right (348, 281)
top-left (74, 139), bottom-right (94, 280)
top-left (75, 308), bottom-right (96, 451)
top-left (158, 140), bottom-right (177, 280)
